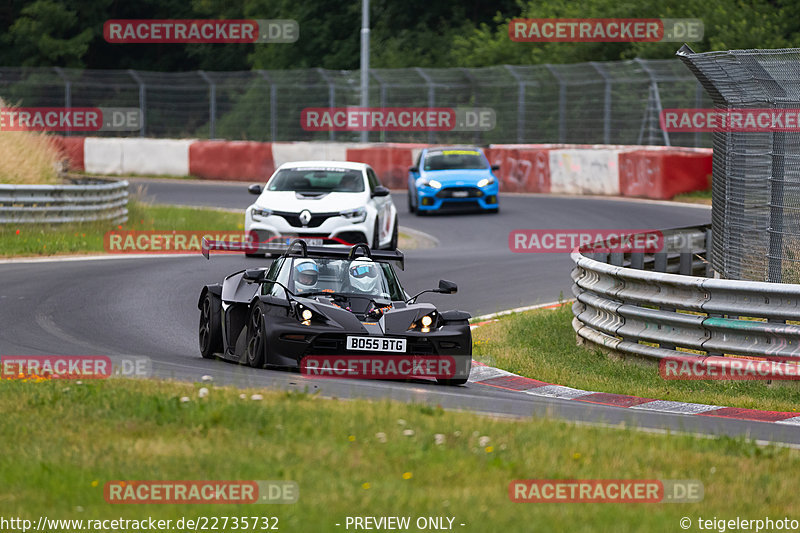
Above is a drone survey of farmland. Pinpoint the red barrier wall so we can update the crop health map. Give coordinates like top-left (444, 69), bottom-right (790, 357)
top-left (50, 135), bottom-right (85, 171)
top-left (345, 144), bottom-right (427, 189)
top-left (619, 149), bottom-right (712, 199)
top-left (189, 140), bottom-right (274, 181)
top-left (484, 146), bottom-right (552, 193)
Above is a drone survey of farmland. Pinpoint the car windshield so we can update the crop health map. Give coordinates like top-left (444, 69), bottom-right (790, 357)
top-left (424, 149), bottom-right (487, 171)
top-left (267, 167), bottom-right (365, 193)
top-left (287, 257), bottom-right (404, 301)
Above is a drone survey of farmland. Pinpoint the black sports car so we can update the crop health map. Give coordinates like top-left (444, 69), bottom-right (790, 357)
top-left (198, 239), bottom-right (472, 385)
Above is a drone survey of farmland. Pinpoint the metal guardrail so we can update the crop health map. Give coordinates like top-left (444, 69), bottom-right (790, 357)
top-left (571, 224), bottom-right (800, 363)
top-left (0, 177), bottom-right (128, 224)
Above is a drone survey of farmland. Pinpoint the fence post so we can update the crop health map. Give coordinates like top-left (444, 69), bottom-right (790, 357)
top-left (198, 71), bottom-right (216, 140)
top-left (505, 65), bottom-right (525, 143)
top-left (544, 64), bottom-right (566, 143)
top-left (53, 67), bottom-right (72, 137)
top-left (590, 62), bottom-right (611, 145)
top-left (634, 58), bottom-right (669, 146)
top-left (415, 67), bottom-right (436, 144)
top-left (316, 68), bottom-right (336, 141)
top-left (371, 69), bottom-right (388, 143)
top-left (258, 70), bottom-right (277, 141)
top-left (127, 69), bottom-right (146, 137)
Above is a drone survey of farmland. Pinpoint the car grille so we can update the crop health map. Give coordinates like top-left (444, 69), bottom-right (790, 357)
top-left (436, 187), bottom-right (483, 199)
top-left (273, 210), bottom-right (339, 228)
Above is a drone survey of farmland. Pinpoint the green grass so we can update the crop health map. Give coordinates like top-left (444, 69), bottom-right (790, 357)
top-left (0, 201), bottom-right (243, 257)
top-left (472, 304), bottom-right (800, 413)
top-left (1, 378), bottom-right (798, 532)
top-left (672, 189), bottom-right (712, 204)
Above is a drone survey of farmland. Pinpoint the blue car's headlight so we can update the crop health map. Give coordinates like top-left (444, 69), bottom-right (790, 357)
top-left (250, 207), bottom-right (273, 218)
top-left (418, 179), bottom-right (442, 189)
top-left (477, 176), bottom-right (496, 188)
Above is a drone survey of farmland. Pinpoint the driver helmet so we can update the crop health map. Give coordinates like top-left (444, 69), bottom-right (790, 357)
top-left (348, 258), bottom-right (380, 293)
top-left (294, 259), bottom-right (319, 291)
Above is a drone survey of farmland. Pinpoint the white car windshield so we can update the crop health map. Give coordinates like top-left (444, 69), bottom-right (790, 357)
top-left (267, 168), bottom-right (365, 193)
top-left (289, 258), bottom-right (404, 301)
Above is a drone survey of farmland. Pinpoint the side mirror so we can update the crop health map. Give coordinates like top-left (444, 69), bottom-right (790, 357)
top-left (243, 269), bottom-right (265, 282)
top-left (372, 186), bottom-right (390, 197)
top-left (409, 166), bottom-right (419, 173)
top-left (491, 164), bottom-right (500, 171)
top-left (248, 184), bottom-right (263, 195)
top-left (437, 279), bottom-right (457, 294)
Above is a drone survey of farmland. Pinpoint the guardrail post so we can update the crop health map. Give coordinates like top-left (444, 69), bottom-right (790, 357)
top-left (629, 253), bottom-right (644, 270)
top-left (705, 228), bottom-right (714, 278)
top-left (654, 252), bottom-right (667, 272)
top-left (609, 252), bottom-right (624, 266)
top-left (679, 252), bottom-right (693, 275)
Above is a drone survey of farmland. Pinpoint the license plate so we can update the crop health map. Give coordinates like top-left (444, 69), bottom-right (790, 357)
top-left (452, 191), bottom-right (469, 198)
top-left (285, 237), bottom-right (323, 246)
top-left (347, 336), bottom-right (407, 353)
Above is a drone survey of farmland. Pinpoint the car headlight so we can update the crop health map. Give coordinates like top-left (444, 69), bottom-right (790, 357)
top-left (340, 207), bottom-right (367, 223)
top-left (417, 179), bottom-right (442, 189)
top-left (295, 303), bottom-right (320, 326)
top-left (409, 311), bottom-right (438, 333)
top-left (477, 176), bottom-right (495, 188)
top-left (250, 207), bottom-right (273, 218)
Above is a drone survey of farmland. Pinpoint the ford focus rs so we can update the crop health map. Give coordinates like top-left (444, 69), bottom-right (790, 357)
top-left (197, 239), bottom-right (472, 385)
top-left (408, 147), bottom-right (500, 214)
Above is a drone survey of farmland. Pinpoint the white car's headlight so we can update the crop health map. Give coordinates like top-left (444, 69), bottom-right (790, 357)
top-left (250, 207), bottom-right (273, 218)
top-left (340, 207), bottom-right (367, 223)
top-left (477, 176), bottom-right (495, 188)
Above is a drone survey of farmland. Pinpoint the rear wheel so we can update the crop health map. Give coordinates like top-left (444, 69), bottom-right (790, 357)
top-left (386, 219), bottom-right (398, 250)
top-left (199, 293), bottom-right (223, 359)
top-left (372, 219), bottom-right (380, 249)
top-left (245, 306), bottom-right (267, 368)
top-left (408, 190), bottom-right (416, 213)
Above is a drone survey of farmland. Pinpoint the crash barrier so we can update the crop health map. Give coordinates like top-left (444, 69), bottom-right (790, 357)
top-left (571, 224), bottom-right (800, 363)
top-left (54, 137), bottom-right (712, 199)
top-left (0, 176), bottom-right (129, 224)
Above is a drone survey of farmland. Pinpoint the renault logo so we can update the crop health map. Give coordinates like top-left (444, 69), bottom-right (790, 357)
top-left (299, 210), bottom-right (312, 226)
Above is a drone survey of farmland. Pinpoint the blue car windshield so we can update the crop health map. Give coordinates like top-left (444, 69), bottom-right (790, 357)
top-left (424, 150), bottom-right (487, 171)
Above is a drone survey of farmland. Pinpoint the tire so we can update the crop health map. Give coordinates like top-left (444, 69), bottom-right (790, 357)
top-left (245, 253), bottom-right (263, 258)
top-left (372, 219), bottom-right (380, 249)
top-left (244, 306), bottom-right (267, 368)
top-left (408, 190), bottom-right (416, 213)
top-left (199, 293), bottom-right (223, 359)
top-left (386, 219), bottom-right (398, 250)
top-left (486, 207), bottom-right (499, 214)
top-left (437, 377), bottom-right (468, 386)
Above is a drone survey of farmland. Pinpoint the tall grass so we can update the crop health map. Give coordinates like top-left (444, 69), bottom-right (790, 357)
top-left (0, 130), bottom-right (60, 184)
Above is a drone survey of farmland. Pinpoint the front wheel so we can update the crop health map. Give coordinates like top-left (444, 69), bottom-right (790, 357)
top-left (408, 191), bottom-right (416, 213)
top-left (244, 306), bottom-right (267, 368)
top-left (199, 293), bottom-right (223, 359)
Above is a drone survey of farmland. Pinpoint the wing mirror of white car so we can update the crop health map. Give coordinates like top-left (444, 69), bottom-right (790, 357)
top-left (248, 184), bottom-right (263, 195)
top-left (372, 186), bottom-right (390, 197)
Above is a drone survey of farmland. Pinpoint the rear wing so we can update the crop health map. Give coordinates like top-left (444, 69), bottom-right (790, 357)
top-left (202, 238), bottom-right (404, 270)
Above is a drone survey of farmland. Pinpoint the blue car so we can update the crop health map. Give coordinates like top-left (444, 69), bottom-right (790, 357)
top-left (408, 147), bottom-right (500, 215)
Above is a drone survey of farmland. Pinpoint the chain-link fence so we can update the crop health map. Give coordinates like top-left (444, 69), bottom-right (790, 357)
top-left (0, 60), bottom-right (713, 146)
top-left (679, 46), bottom-right (800, 283)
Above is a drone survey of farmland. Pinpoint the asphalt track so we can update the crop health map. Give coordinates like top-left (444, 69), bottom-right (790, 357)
top-left (5, 179), bottom-right (799, 444)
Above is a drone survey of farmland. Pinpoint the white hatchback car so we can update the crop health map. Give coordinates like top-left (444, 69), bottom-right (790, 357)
top-left (245, 161), bottom-right (399, 252)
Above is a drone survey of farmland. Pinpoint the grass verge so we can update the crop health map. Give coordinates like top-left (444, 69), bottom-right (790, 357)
top-left (1, 377), bottom-right (797, 531)
top-left (472, 304), bottom-right (800, 413)
top-left (0, 131), bottom-right (60, 184)
top-left (672, 189), bottom-right (712, 205)
top-left (0, 201), bottom-right (243, 257)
